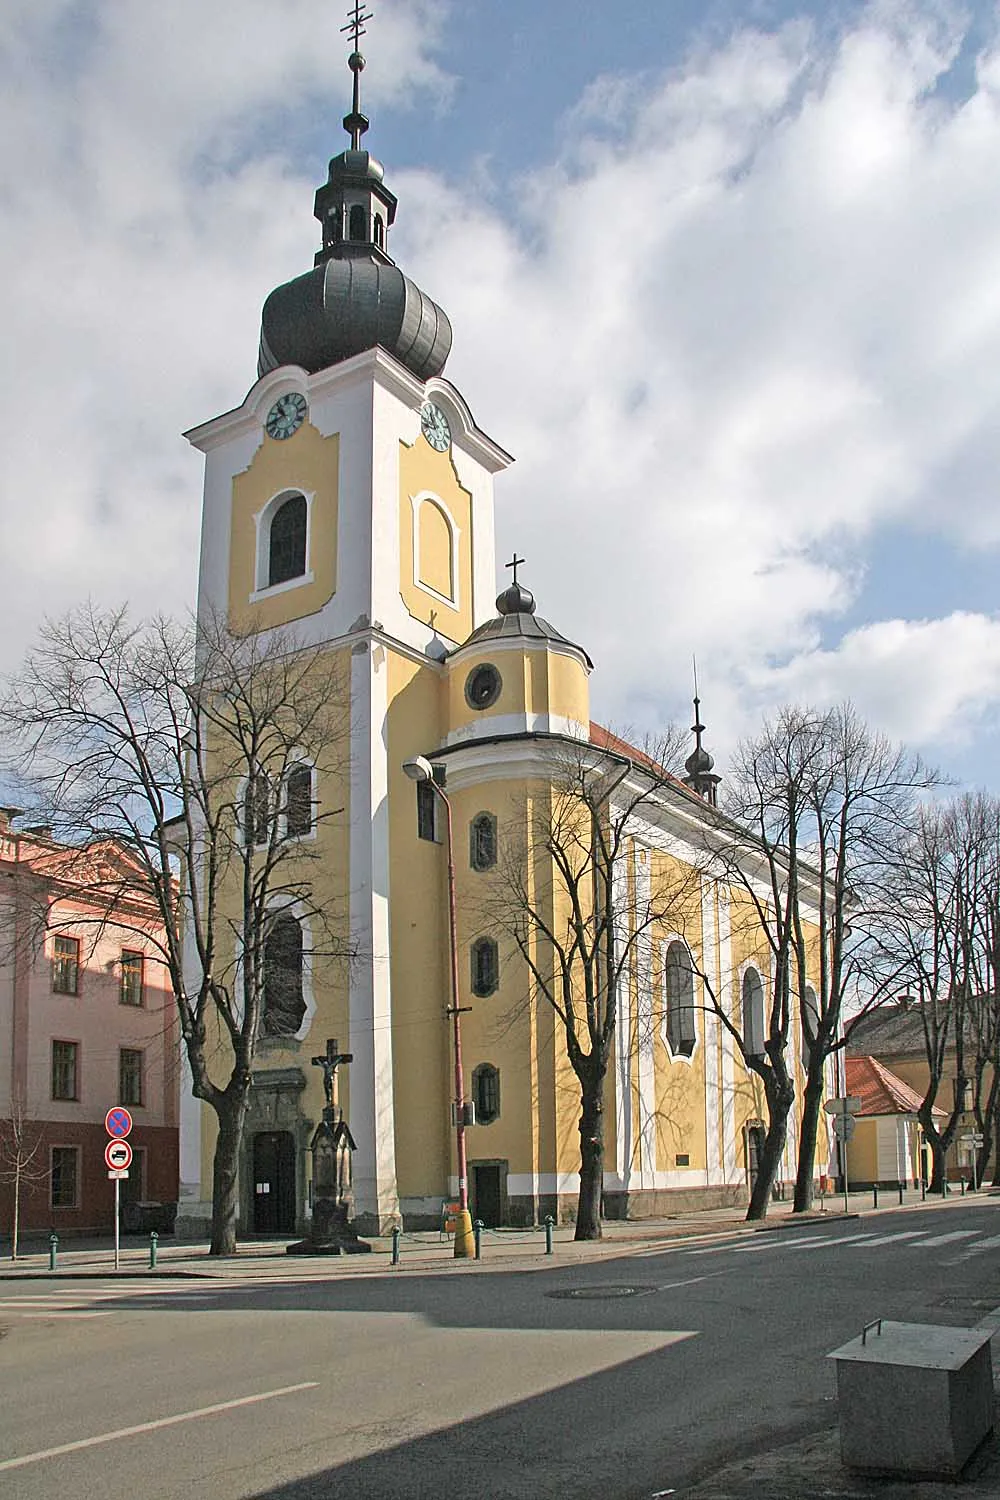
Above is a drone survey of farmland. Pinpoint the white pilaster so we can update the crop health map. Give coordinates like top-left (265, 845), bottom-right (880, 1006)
top-left (717, 890), bottom-right (739, 1183)
top-left (635, 854), bottom-right (656, 1183)
top-left (700, 879), bottom-right (723, 1187)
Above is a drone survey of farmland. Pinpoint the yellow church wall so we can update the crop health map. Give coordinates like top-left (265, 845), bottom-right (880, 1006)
top-left (385, 648), bottom-right (451, 1201)
top-left (229, 422), bottom-right (340, 628)
top-left (445, 646), bottom-right (528, 732)
top-left (399, 436), bottom-right (474, 642)
top-left (546, 651), bottom-right (590, 728)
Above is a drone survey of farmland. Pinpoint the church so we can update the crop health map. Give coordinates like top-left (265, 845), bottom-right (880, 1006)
top-left (178, 25), bottom-right (832, 1236)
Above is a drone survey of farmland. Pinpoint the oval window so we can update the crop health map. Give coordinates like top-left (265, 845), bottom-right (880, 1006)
top-left (465, 664), bottom-right (502, 711)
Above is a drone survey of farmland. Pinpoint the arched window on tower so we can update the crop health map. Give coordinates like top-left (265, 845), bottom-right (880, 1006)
top-left (470, 937), bottom-right (499, 997)
top-left (373, 213), bottom-right (385, 250)
top-left (472, 1063), bottom-right (501, 1125)
top-left (469, 812), bottom-right (497, 871)
top-left (268, 493), bottom-right (307, 587)
top-left (285, 762), bottom-right (313, 839)
top-left (262, 912), bottom-right (305, 1037)
top-left (349, 204), bottom-right (367, 241)
top-left (416, 499), bottom-right (456, 602)
top-left (664, 941), bottom-right (697, 1057)
top-left (742, 968), bottom-right (766, 1061)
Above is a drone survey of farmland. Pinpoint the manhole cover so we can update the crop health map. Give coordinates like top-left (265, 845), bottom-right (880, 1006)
top-left (546, 1284), bottom-right (654, 1300)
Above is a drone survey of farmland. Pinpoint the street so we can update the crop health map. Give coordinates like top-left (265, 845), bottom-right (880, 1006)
top-left (3, 1198), bottom-right (1000, 1499)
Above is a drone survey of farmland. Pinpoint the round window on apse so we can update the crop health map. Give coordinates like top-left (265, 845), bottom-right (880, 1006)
top-left (465, 664), bottom-right (502, 711)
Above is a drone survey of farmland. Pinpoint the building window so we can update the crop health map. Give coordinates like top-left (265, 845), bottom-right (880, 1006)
top-left (268, 493), bottom-right (308, 587)
top-left (472, 1063), bottom-right (500, 1124)
top-left (285, 762), bottom-right (313, 838)
top-left (51, 1040), bottom-right (79, 1101)
top-left (374, 213), bottom-right (385, 250)
top-left (416, 779), bottom-right (439, 842)
top-left (471, 937), bottom-right (499, 998)
top-left (263, 912), bottom-right (305, 1037)
top-left (119, 1048), bottom-right (144, 1107)
top-left (742, 968), bottom-right (766, 1061)
top-left (664, 941), bottom-right (697, 1058)
top-left (470, 812), bottom-right (497, 872)
top-left (465, 663), bottom-right (502, 711)
top-left (50, 1147), bottom-right (79, 1208)
top-left (52, 935), bottom-right (80, 995)
top-left (120, 950), bottom-right (144, 1007)
top-left (349, 203), bottom-right (367, 241)
top-left (244, 770), bottom-right (270, 847)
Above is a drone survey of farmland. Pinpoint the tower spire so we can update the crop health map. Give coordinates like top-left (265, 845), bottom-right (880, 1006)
top-left (341, 3), bottom-right (373, 149)
top-left (683, 657), bottom-right (721, 807)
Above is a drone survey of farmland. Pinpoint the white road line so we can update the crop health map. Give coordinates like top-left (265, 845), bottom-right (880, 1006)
top-left (781, 1234), bottom-right (876, 1251)
top-left (908, 1230), bottom-right (980, 1248)
top-left (11, 1312), bottom-right (113, 1320)
top-left (945, 1233), bottom-right (1000, 1258)
top-left (847, 1231), bottom-right (928, 1247)
top-left (0, 1382), bottom-right (320, 1473)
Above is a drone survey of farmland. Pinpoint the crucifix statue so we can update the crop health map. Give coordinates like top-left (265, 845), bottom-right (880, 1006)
top-left (311, 1036), bottom-right (352, 1119)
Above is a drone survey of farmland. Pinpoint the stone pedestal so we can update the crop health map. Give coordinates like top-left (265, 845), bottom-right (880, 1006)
top-left (286, 1196), bottom-right (371, 1255)
top-left (829, 1320), bottom-right (994, 1477)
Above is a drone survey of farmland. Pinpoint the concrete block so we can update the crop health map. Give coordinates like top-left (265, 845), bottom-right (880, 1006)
top-left (828, 1320), bottom-right (994, 1477)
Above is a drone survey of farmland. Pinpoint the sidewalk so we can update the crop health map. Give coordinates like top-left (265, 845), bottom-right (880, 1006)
top-left (2, 1183), bottom-right (992, 1280)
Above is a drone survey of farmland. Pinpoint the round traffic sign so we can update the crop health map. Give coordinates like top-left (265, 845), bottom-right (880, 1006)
top-left (105, 1139), bottom-right (133, 1171)
top-left (105, 1107), bottom-right (133, 1139)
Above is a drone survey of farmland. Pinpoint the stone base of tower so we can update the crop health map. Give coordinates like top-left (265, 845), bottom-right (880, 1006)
top-left (601, 1184), bottom-right (747, 1221)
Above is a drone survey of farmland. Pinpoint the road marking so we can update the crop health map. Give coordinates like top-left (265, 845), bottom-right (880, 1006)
top-left (0, 1382), bottom-right (320, 1472)
top-left (12, 1311), bottom-right (113, 1320)
top-left (909, 1230), bottom-right (980, 1248)
top-left (781, 1234), bottom-right (876, 1251)
top-left (847, 1231), bottom-right (928, 1247)
top-left (943, 1233), bottom-right (1000, 1261)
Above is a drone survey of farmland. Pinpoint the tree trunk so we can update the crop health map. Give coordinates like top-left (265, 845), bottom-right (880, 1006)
top-left (209, 1091), bottom-right (248, 1257)
top-left (12, 1169), bottom-right (19, 1261)
top-left (793, 1063), bottom-right (825, 1212)
top-left (747, 1073), bottom-right (795, 1223)
top-left (575, 1072), bottom-right (604, 1241)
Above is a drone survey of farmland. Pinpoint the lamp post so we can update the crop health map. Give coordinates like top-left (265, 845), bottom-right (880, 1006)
top-left (403, 754), bottom-right (475, 1258)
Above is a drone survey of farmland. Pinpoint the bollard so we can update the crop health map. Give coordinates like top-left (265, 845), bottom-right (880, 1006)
top-left (391, 1225), bottom-right (401, 1266)
top-left (873, 1184), bottom-right (879, 1209)
top-left (544, 1214), bottom-right (554, 1255)
top-left (921, 1177), bottom-right (926, 1201)
top-left (48, 1233), bottom-right (58, 1272)
top-left (898, 1183), bottom-right (904, 1206)
top-left (474, 1219), bottom-right (484, 1260)
top-left (149, 1230), bottom-right (158, 1269)
top-left (961, 1177), bottom-right (967, 1196)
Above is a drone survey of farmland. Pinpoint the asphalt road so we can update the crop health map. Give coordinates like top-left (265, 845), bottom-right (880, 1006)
top-left (3, 1199), bottom-right (1000, 1500)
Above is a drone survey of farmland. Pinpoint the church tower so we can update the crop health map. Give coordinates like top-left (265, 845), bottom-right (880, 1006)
top-left (181, 20), bottom-right (519, 1233)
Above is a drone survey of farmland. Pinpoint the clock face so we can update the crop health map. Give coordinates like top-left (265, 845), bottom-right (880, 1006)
top-left (265, 392), bottom-right (307, 441)
top-left (420, 401), bottom-right (451, 452)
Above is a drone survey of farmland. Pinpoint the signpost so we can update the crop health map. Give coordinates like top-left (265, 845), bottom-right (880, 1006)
top-left (104, 1109), bottom-right (133, 1270)
top-left (961, 1132), bottom-right (985, 1192)
top-left (824, 1097), bottom-right (863, 1213)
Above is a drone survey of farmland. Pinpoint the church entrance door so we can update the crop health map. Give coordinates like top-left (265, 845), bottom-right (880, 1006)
top-left (471, 1161), bottom-right (506, 1228)
top-left (252, 1131), bottom-right (296, 1233)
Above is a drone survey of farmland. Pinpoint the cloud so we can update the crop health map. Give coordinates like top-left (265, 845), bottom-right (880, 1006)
top-left (3, 1), bottom-right (1000, 780)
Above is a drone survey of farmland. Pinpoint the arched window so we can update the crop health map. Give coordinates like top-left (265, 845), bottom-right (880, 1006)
top-left (262, 913), bottom-right (305, 1037)
top-left (285, 762), bottom-right (313, 839)
top-left (417, 500), bottom-right (455, 601)
top-left (470, 812), bottom-right (497, 871)
top-left (470, 937), bottom-right (499, 997)
top-left (349, 204), bottom-right (367, 241)
top-left (244, 770), bottom-right (269, 847)
top-left (742, 968), bottom-right (766, 1061)
top-left (801, 986), bottom-right (820, 1063)
top-left (472, 1063), bottom-right (500, 1124)
top-left (373, 213), bottom-right (385, 250)
top-left (268, 493), bottom-right (307, 587)
top-left (664, 941), bottom-right (696, 1057)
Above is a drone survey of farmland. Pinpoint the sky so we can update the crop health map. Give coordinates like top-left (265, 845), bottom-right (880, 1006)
top-left (2, 0), bottom-right (1000, 787)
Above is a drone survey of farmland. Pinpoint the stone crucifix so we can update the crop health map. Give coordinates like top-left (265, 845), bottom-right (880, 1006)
top-left (311, 1037), bottom-right (353, 1119)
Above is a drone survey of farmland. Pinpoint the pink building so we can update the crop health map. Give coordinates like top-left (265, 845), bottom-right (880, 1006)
top-left (0, 813), bottom-right (179, 1238)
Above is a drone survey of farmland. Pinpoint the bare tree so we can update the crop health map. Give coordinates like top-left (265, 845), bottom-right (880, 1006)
top-left (0, 1097), bottom-right (47, 1260)
top-left (0, 604), bottom-right (352, 1255)
top-left (489, 731), bottom-right (692, 1240)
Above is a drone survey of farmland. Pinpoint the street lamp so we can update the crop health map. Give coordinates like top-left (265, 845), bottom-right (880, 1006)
top-left (402, 754), bottom-right (474, 1258)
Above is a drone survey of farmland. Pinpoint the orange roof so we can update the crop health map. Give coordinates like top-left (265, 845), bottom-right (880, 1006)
top-left (846, 1055), bottom-right (944, 1118)
top-left (589, 722), bottom-right (688, 789)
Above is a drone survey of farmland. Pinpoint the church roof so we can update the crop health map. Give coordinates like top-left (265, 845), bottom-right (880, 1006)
top-left (461, 578), bottom-right (594, 667)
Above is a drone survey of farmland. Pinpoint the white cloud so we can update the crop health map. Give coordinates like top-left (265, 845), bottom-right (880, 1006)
top-left (3, 1), bottom-right (1000, 781)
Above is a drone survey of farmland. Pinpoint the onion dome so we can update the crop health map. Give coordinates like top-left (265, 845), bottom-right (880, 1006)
top-left (682, 692), bottom-right (722, 807)
top-left (257, 37), bottom-right (452, 381)
top-left (462, 562), bottom-right (593, 668)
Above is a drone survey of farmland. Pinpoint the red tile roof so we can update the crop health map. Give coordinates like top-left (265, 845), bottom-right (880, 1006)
top-left (846, 1055), bottom-right (944, 1118)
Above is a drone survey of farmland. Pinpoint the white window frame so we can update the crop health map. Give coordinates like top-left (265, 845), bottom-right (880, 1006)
top-left (410, 491), bottom-right (461, 611)
top-left (251, 489), bottom-right (316, 602)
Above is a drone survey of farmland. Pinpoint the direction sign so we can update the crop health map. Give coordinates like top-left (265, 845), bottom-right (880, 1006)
top-left (832, 1113), bottom-right (856, 1141)
top-left (824, 1096), bottom-right (863, 1116)
top-left (105, 1139), bottom-right (133, 1171)
top-left (961, 1133), bottom-right (985, 1146)
top-left (105, 1107), bottom-right (133, 1139)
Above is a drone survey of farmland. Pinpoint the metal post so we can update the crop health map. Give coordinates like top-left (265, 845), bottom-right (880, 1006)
top-left (114, 1177), bottom-right (120, 1272)
top-left (544, 1215), bottom-right (554, 1255)
top-left (898, 1183), bottom-right (904, 1206)
top-left (48, 1233), bottom-right (58, 1272)
top-left (842, 1111), bottom-right (850, 1217)
top-left (433, 783), bottom-right (473, 1260)
top-left (150, 1231), bottom-right (158, 1269)
top-left (873, 1184), bottom-right (878, 1209)
top-left (391, 1225), bottom-right (401, 1265)
top-left (921, 1175), bottom-right (926, 1201)
top-left (474, 1219), bottom-right (483, 1260)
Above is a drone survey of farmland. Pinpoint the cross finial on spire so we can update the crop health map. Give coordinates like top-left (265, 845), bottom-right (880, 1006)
top-left (506, 553), bottom-right (526, 586)
top-left (341, 3), bottom-right (374, 148)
